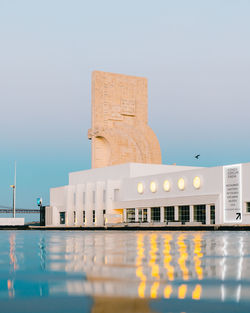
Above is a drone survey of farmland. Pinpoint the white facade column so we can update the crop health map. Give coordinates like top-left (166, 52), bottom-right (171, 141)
top-left (95, 181), bottom-right (105, 226)
top-left (85, 183), bottom-right (93, 226)
top-left (215, 197), bottom-right (220, 225)
top-left (135, 208), bottom-right (139, 222)
top-left (123, 209), bottom-right (127, 223)
top-left (174, 206), bottom-right (179, 221)
top-left (190, 205), bottom-right (194, 223)
top-left (206, 205), bottom-right (211, 225)
top-left (66, 185), bottom-right (75, 226)
top-left (147, 207), bottom-right (151, 223)
top-left (160, 206), bottom-right (164, 223)
top-left (75, 184), bottom-right (84, 226)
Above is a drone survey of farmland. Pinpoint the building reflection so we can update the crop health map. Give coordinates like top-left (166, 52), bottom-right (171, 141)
top-left (42, 231), bottom-right (250, 305)
top-left (4, 231), bottom-right (250, 308)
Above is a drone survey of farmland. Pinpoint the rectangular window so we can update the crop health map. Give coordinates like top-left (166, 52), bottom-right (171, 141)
top-left (138, 209), bottom-right (142, 222)
top-left (73, 211), bottom-right (76, 224)
top-left (126, 209), bottom-right (135, 223)
top-left (60, 212), bottom-right (65, 225)
top-left (114, 189), bottom-right (119, 201)
top-left (164, 206), bottom-right (175, 222)
top-left (151, 207), bottom-right (161, 222)
top-left (246, 202), bottom-right (250, 213)
top-left (83, 211), bottom-right (86, 224)
top-left (93, 210), bottom-right (95, 223)
top-left (210, 205), bottom-right (215, 224)
top-left (103, 209), bottom-right (106, 215)
top-left (178, 206), bottom-right (190, 223)
top-left (194, 205), bottom-right (206, 224)
top-left (143, 209), bottom-right (147, 222)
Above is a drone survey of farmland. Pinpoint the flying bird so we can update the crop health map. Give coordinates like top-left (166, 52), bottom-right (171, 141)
top-left (195, 154), bottom-right (200, 159)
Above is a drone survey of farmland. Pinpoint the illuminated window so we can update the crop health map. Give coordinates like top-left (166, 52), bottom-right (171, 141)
top-left (178, 206), bottom-right (190, 223)
top-left (137, 183), bottom-right (144, 194)
top-left (150, 181), bottom-right (157, 193)
top-left (127, 209), bottom-right (135, 222)
top-left (193, 176), bottom-right (201, 189)
top-left (178, 178), bottom-right (185, 191)
top-left (151, 207), bottom-right (161, 222)
top-left (164, 206), bottom-right (175, 222)
top-left (163, 180), bottom-right (171, 192)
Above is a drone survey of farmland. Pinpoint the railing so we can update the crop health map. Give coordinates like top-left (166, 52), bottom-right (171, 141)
top-left (0, 205), bottom-right (40, 214)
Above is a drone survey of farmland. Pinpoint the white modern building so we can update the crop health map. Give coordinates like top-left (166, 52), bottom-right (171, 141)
top-left (46, 162), bottom-right (250, 227)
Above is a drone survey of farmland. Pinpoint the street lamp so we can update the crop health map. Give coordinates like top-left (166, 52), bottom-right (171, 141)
top-left (10, 161), bottom-right (16, 218)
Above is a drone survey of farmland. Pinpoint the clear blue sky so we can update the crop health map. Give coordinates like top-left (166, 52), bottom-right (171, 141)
top-left (0, 0), bottom-right (250, 219)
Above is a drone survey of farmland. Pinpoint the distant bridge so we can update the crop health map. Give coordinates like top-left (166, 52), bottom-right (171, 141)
top-left (0, 205), bottom-right (40, 214)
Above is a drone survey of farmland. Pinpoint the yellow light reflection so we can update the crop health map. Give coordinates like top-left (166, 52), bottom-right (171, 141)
top-left (150, 281), bottom-right (160, 298)
top-left (177, 234), bottom-right (189, 281)
top-left (193, 234), bottom-right (203, 280)
top-left (163, 234), bottom-right (174, 281)
top-left (178, 284), bottom-right (187, 299)
top-left (136, 234), bottom-right (146, 298)
top-left (149, 234), bottom-right (160, 279)
top-left (149, 234), bottom-right (160, 299)
top-left (164, 285), bottom-right (172, 298)
top-left (192, 284), bottom-right (202, 300)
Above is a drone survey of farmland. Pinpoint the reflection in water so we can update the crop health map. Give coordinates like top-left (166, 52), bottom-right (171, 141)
top-left (136, 234), bottom-right (146, 298)
top-left (177, 234), bottom-right (189, 281)
top-left (1, 231), bottom-right (250, 313)
top-left (193, 234), bottom-right (203, 280)
top-left (163, 234), bottom-right (174, 281)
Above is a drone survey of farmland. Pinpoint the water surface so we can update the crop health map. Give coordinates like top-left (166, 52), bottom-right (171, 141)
top-left (0, 230), bottom-right (250, 313)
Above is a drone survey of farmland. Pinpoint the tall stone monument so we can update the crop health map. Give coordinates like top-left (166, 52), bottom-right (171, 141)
top-left (88, 71), bottom-right (162, 168)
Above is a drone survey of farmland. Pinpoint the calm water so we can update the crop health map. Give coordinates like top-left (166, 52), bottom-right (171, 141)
top-left (0, 230), bottom-right (250, 313)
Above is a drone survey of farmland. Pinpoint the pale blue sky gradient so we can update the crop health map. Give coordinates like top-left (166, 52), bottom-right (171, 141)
top-left (0, 0), bottom-right (250, 218)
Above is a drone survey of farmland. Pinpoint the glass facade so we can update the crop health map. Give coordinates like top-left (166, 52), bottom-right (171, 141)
top-left (127, 209), bottom-right (135, 223)
top-left (210, 205), bottom-right (215, 224)
top-left (179, 206), bottom-right (190, 223)
top-left (151, 207), bottom-right (161, 222)
top-left (138, 209), bottom-right (142, 222)
top-left (247, 203), bottom-right (250, 213)
top-left (164, 206), bottom-right (175, 222)
top-left (60, 212), bottom-right (65, 225)
top-left (194, 205), bottom-right (206, 224)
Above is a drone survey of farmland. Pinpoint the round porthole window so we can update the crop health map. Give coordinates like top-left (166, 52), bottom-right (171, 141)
top-left (150, 181), bottom-right (157, 193)
top-left (178, 178), bottom-right (185, 191)
top-left (193, 176), bottom-right (201, 189)
top-left (163, 180), bottom-right (171, 192)
top-left (137, 182), bottom-right (144, 194)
